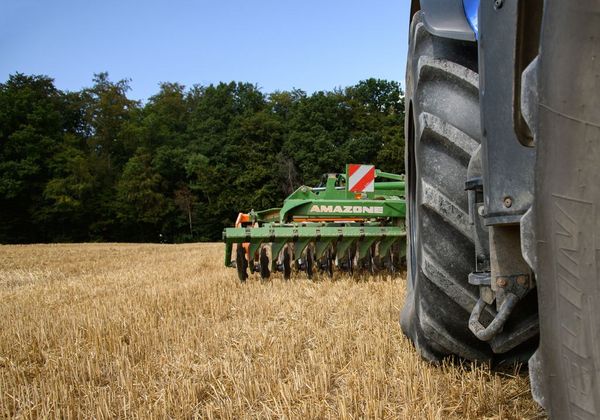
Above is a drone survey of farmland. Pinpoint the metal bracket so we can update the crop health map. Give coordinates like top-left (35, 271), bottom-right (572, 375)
top-left (468, 273), bottom-right (531, 341)
top-left (494, 273), bottom-right (531, 298)
top-left (469, 293), bottom-right (518, 342)
top-left (469, 271), bottom-right (494, 305)
top-left (465, 172), bottom-right (490, 272)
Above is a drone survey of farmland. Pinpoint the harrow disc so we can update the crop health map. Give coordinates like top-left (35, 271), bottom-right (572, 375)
top-left (318, 249), bottom-right (334, 278)
top-left (384, 252), bottom-right (396, 275)
top-left (259, 247), bottom-right (270, 280)
top-left (372, 244), bottom-right (385, 272)
top-left (225, 223), bottom-right (406, 280)
top-left (357, 247), bottom-right (376, 276)
top-left (282, 245), bottom-right (292, 280)
top-left (236, 245), bottom-right (248, 282)
top-left (336, 248), bottom-right (354, 275)
top-left (304, 246), bottom-right (315, 280)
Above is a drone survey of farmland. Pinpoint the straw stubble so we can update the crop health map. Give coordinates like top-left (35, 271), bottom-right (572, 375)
top-left (0, 243), bottom-right (543, 419)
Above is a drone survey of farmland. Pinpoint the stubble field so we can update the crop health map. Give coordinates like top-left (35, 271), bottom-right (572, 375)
top-left (0, 243), bottom-right (543, 419)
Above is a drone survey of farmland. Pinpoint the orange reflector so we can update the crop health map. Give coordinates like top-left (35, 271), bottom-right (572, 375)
top-left (235, 213), bottom-right (251, 227)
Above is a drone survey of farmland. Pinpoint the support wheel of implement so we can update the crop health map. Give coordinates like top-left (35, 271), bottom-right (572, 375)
top-left (236, 245), bottom-right (248, 282)
top-left (259, 247), bottom-right (270, 280)
top-left (401, 11), bottom-right (537, 363)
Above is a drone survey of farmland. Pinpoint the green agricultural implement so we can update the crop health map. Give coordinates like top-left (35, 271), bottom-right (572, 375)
top-left (223, 165), bottom-right (406, 281)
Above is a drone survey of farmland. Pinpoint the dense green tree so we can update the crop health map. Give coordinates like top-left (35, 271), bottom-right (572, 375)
top-left (142, 83), bottom-right (189, 148)
top-left (345, 78), bottom-right (405, 174)
top-left (115, 149), bottom-right (169, 241)
top-left (40, 134), bottom-right (94, 240)
top-left (0, 73), bottom-right (404, 243)
top-left (0, 74), bottom-right (70, 242)
top-left (83, 73), bottom-right (140, 170)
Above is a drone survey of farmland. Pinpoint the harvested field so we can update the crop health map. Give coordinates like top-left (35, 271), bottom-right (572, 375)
top-left (0, 243), bottom-right (543, 419)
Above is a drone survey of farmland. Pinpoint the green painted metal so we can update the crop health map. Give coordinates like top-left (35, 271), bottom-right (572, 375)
top-left (248, 170), bottom-right (406, 225)
top-left (315, 238), bottom-right (335, 259)
top-left (334, 237), bottom-right (356, 260)
top-left (357, 237), bottom-right (378, 258)
top-left (293, 237), bottom-right (312, 259)
top-left (224, 224), bottom-right (406, 242)
top-left (223, 165), bottom-right (407, 277)
top-left (377, 235), bottom-right (399, 258)
top-left (270, 241), bottom-right (287, 270)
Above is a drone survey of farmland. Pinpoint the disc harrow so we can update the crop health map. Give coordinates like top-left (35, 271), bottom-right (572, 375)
top-left (223, 165), bottom-right (406, 281)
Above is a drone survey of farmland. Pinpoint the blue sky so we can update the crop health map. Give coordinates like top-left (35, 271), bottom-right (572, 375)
top-left (1, 0), bottom-right (410, 101)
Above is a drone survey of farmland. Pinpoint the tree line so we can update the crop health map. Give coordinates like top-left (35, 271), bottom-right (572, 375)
top-left (0, 73), bottom-right (405, 243)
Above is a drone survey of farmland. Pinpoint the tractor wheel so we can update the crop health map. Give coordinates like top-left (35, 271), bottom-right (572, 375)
top-left (236, 245), bottom-right (248, 283)
top-left (401, 11), bottom-right (501, 362)
top-left (527, 1), bottom-right (600, 416)
top-left (402, 11), bottom-right (538, 362)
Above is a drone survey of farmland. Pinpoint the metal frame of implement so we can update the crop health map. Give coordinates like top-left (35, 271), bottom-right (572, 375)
top-left (223, 165), bottom-right (406, 280)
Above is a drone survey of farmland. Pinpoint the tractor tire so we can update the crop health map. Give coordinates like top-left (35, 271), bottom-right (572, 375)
top-left (401, 12), bottom-right (537, 362)
top-left (528, 1), bottom-right (600, 417)
top-left (401, 11), bottom-right (488, 361)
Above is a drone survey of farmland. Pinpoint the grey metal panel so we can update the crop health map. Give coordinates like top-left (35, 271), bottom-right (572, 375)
top-left (478, 0), bottom-right (535, 225)
top-left (420, 0), bottom-right (476, 42)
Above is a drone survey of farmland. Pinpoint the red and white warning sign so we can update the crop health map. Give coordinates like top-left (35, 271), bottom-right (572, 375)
top-left (348, 164), bottom-right (375, 192)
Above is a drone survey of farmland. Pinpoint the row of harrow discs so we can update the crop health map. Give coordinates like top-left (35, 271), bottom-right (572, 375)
top-left (234, 234), bottom-right (405, 282)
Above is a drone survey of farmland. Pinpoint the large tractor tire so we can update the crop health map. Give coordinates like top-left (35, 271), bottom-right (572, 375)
top-left (401, 12), bottom-right (537, 362)
top-left (528, 0), bottom-right (600, 417)
top-left (401, 11), bottom-right (489, 361)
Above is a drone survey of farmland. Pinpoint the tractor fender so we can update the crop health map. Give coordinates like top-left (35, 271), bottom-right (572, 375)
top-left (411, 0), bottom-right (477, 42)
